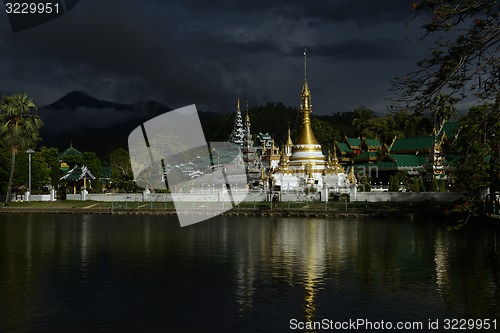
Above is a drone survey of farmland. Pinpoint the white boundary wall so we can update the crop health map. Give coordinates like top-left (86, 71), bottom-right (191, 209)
top-left (351, 192), bottom-right (463, 202)
top-left (66, 194), bottom-right (81, 201)
top-left (86, 193), bottom-right (143, 202)
top-left (82, 190), bottom-right (267, 202)
top-left (30, 194), bottom-right (54, 201)
top-left (65, 191), bottom-right (463, 203)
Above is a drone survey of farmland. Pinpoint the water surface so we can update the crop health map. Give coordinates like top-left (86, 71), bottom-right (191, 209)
top-left (0, 214), bottom-right (498, 332)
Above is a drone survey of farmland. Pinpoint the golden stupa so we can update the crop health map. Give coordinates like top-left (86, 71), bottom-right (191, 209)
top-left (288, 49), bottom-right (325, 172)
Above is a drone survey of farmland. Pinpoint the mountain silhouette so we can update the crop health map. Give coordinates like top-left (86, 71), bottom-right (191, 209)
top-left (47, 91), bottom-right (129, 110)
top-left (38, 91), bottom-right (222, 156)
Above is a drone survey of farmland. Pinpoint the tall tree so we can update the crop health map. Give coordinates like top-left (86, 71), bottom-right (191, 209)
top-left (38, 146), bottom-right (60, 187)
top-left (13, 150), bottom-right (51, 193)
top-left (453, 103), bottom-right (500, 199)
top-left (109, 148), bottom-right (140, 192)
top-left (110, 148), bottom-right (132, 178)
top-left (311, 118), bottom-right (340, 150)
top-left (390, 109), bottom-right (434, 138)
top-left (351, 106), bottom-right (375, 137)
top-left (394, 1), bottom-right (499, 114)
top-left (0, 93), bottom-right (41, 204)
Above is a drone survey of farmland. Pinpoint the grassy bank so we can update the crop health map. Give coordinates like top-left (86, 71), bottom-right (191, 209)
top-left (2, 200), bottom-right (450, 218)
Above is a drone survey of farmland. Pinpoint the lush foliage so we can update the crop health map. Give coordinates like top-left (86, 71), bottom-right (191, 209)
top-left (351, 107), bottom-right (433, 144)
top-left (431, 177), bottom-right (439, 192)
top-left (0, 93), bottom-right (41, 202)
top-left (453, 103), bottom-right (500, 194)
top-left (352, 106), bottom-right (374, 137)
top-left (412, 177), bottom-right (420, 192)
top-left (394, 0), bottom-right (499, 200)
top-left (12, 150), bottom-right (51, 194)
top-left (395, 0), bottom-right (499, 114)
top-left (38, 146), bottom-right (60, 187)
top-left (389, 172), bottom-right (411, 192)
top-left (109, 148), bottom-right (141, 192)
top-left (357, 175), bottom-right (372, 192)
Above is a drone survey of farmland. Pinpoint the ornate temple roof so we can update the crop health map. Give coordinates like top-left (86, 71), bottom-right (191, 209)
top-left (389, 154), bottom-right (428, 168)
top-left (389, 136), bottom-right (435, 154)
top-left (354, 154), bottom-right (428, 173)
top-left (385, 121), bottom-right (457, 156)
top-left (60, 145), bottom-right (82, 158)
top-left (336, 142), bottom-right (352, 154)
top-left (362, 138), bottom-right (382, 150)
top-left (345, 137), bottom-right (361, 150)
top-left (353, 151), bottom-right (379, 163)
top-left (60, 165), bottom-right (96, 182)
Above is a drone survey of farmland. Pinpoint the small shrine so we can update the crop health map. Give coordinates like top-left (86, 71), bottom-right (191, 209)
top-left (60, 165), bottom-right (96, 194)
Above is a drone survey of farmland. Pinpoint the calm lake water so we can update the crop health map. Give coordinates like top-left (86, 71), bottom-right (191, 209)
top-left (0, 214), bottom-right (498, 332)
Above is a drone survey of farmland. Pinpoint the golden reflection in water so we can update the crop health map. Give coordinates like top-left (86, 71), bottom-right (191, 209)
top-left (434, 229), bottom-right (449, 295)
top-left (302, 220), bottom-right (327, 324)
top-left (233, 218), bottom-right (335, 326)
top-left (235, 221), bottom-right (256, 313)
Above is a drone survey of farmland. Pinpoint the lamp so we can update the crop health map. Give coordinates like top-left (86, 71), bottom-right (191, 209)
top-left (26, 149), bottom-right (34, 201)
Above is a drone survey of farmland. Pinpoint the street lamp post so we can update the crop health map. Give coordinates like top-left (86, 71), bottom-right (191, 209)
top-left (26, 149), bottom-right (34, 202)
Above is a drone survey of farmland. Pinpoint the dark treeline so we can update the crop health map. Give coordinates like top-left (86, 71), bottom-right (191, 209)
top-left (203, 102), bottom-right (435, 150)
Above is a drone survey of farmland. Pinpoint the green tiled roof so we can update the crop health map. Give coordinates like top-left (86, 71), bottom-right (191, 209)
top-left (345, 137), bottom-right (361, 149)
top-left (337, 142), bottom-right (352, 154)
top-left (375, 161), bottom-right (398, 170)
top-left (356, 154), bottom-right (428, 172)
top-left (258, 132), bottom-right (271, 140)
top-left (60, 165), bottom-right (96, 182)
top-left (390, 136), bottom-right (434, 154)
top-left (363, 138), bottom-right (381, 148)
top-left (353, 151), bottom-right (379, 162)
top-left (391, 154), bottom-right (428, 168)
top-left (60, 146), bottom-right (82, 158)
top-left (354, 161), bottom-right (397, 171)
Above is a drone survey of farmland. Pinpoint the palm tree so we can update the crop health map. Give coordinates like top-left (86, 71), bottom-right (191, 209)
top-left (0, 93), bottom-right (41, 204)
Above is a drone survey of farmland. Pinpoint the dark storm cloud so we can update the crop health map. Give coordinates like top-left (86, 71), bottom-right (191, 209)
top-left (1, 0), bottom-right (289, 108)
top-left (0, 0), bottom-right (422, 115)
top-left (300, 38), bottom-right (411, 62)
top-left (278, 0), bottom-right (413, 26)
top-left (171, 0), bottom-right (413, 25)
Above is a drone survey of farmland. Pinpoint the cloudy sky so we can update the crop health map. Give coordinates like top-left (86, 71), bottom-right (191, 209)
top-left (0, 0), bottom-right (431, 115)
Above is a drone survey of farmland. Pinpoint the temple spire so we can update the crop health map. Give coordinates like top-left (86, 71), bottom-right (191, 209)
top-left (286, 124), bottom-right (293, 146)
top-left (295, 48), bottom-right (318, 145)
top-left (301, 48), bottom-right (311, 109)
top-left (332, 145), bottom-right (339, 163)
top-left (237, 90), bottom-right (241, 112)
top-left (304, 48), bottom-right (307, 81)
top-left (245, 100), bottom-right (250, 123)
top-left (229, 92), bottom-right (245, 147)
